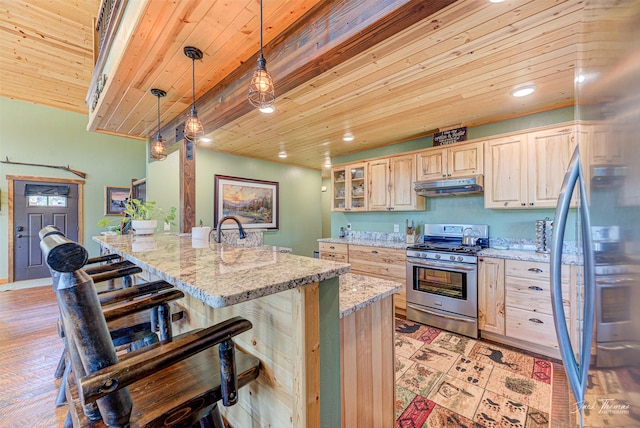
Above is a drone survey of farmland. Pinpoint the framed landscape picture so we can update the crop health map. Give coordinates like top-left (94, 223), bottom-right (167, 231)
top-left (104, 186), bottom-right (130, 216)
top-left (214, 175), bottom-right (279, 229)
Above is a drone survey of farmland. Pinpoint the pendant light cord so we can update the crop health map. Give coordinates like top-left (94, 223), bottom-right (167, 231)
top-left (157, 93), bottom-right (161, 136)
top-left (191, 57), bottom-right (196, 112)
top-left (259, 0), bottom-right (264, 60)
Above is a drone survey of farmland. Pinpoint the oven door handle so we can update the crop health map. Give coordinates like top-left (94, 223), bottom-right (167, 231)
top-left (407, 259), bottom-right (476, 272)
top-left (406, 303), bottom-right (476, 323)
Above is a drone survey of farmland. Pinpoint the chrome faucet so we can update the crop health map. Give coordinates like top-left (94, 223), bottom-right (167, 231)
top-left (214, 216), bottom-right (247, 243)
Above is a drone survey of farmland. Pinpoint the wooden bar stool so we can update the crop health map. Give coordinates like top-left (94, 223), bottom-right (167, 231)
top-left (41, 234), bottom-right (260, 427)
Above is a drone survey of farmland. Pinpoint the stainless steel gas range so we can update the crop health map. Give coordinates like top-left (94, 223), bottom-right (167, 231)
top-left (406, 223), bottom-right (488, 338)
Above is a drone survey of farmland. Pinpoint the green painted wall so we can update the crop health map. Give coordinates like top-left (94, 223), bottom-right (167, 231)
top-left (147, 148), bottom-right (323, 257)
top-left (0, 98), bottom-right (146, 279)
top-left (330, 107), bottom-right (577, 240)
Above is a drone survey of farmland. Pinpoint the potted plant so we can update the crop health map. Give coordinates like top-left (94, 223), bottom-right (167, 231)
top-left (98, 199), bottom-right (176, 235)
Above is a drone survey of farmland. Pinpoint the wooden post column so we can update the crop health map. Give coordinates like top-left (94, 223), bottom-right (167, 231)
top-left (179, 135), bottom-right (196, 233)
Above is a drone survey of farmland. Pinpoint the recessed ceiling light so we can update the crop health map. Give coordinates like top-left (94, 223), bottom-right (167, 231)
top-left (278, 151), bottom-right (287, 158)
top-left (259, 106), bottom-right (275, 114)
top-left (200, 137), bottom-right (212, 143)
top-left (342, 134), bottom-right (354, 142)
top-left (487, 0), bottom-right (505, 3)
top-left (511, 85), bottom-right (537, 97)
top-left (575, 74), bottom-right (586, 84)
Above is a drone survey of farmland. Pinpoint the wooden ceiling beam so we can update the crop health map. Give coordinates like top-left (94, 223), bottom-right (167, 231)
top-left (159, 0), bottom-right (457, 147)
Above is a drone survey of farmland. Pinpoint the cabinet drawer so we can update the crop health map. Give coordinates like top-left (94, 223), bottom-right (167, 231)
top-left (319, 242), bottom-right (348, 255)
top-left (506, 307), bottom-right (565, 350)
top-left (505, 277), bottom-right (570, 316)
top-left (348, 245), bottom-right (406, 280)
top-left (505, 259), bottom-right (570, 283)
top-left (319, 252), bottom-right (349, 263)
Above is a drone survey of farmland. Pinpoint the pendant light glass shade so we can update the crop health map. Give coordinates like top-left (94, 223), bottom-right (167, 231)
top-left (150, 88), bottom-right (167, 161)
top-left (248, 0), bottom-right (275, 112)
top-left (184, 46), bottom-right (204, 142)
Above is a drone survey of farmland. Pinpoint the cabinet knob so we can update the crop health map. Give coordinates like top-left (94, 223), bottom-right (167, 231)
top-left (528, 318), bottom-right (544, 324)
top-left (529, 202), bottom-right (534, 206)
top-left (521, 202), bottom-right (526, 206)
top-left (528, 286), bottom-right (544, 291)
top-left (371, 250), bottom-right (379, 254)
top-left (329, 246), bottom-right (335, 249)
top-left (528, 268), bottom-right (543, 273)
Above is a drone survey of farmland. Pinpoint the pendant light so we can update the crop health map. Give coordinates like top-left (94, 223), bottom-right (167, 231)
top-left (150, 88), bottom-right (167, 161)
top-left (184, 46), bottom-right (204, 141)
top-left (248, 0), bottom-right (275, 113)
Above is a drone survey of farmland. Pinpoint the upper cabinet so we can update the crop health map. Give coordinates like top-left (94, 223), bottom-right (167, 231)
top-left (589, 124), bottom-right (624, 165)
top-left (416, 141), bottom-right (483, 181)
top-left (368, 155), bottom-right (425, 211)
top-left (485, 126), bottom-right (576, 209)
top-left (331, 163), bottom-right (368, 212)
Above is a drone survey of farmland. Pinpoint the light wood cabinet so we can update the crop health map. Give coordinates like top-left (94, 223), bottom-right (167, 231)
top-left (318, 242), bottom-right (349, 263)
top-left (485, 126), bottom-right (576, 209)
top-left (478, 257), bottom-right (505, 335)
top-left (504, 260), bottom-right (572, 352)
top-left (478, 257), bottom-right (578, 358)
top-left (416, 141), bottom-right (483, 181)
top-left (589, 124), bottom-right (623, 165)
top-left (348, 245), bottom-right (407, 316)
top-left (341, 294), bottom-right (395, 427)
top-left (368, 154), bottom-right (424, 211)
top-left (331, 163), bottom-right (367, 211)
top-left (527, 126), bottom-right (577, 208)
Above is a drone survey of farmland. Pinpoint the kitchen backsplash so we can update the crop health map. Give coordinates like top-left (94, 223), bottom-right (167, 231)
top-left (339, 230), bottom-right (577, 254)
top-left (344, 230), bottom-right (406, 242)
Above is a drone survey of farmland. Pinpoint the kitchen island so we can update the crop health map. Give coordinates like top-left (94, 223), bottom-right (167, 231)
top-left (94, 234), bottom-right (399, 427)
top-left (94, 233), bottom-right (350, 427)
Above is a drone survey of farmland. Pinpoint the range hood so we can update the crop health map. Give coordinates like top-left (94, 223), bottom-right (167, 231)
top-left (414, 175), bottom-right (484, 196)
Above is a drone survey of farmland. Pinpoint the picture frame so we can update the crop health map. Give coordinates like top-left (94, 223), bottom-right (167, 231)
top-left (214, 175), bottom-right (279, 230)
top-left (104, 186), bottom-right (131, 216)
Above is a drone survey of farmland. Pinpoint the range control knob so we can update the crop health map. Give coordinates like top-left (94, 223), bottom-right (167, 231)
top-left (457, 256), bottom-right (463, 262)
top-left (435, 254), bottom-right (441, 260)
top-left (450, 255), bottom-right (456, 261)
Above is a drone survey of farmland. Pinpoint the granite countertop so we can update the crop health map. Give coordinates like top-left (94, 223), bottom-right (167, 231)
top-left (94, 234), bottom-right (350, 308)
top-left (478, 248), bottom-right (580, 265)
top-left (339, 273), bottom-right (402, 319)
top-left (319, 236), bottom-right (581, 264)
top-left (318, 237), bottom-right (407, 250)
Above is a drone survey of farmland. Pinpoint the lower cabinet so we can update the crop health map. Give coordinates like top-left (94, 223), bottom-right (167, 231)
top-left (318, 242), bottom-right (348, 263)
top-left (348, 245), bottom-right (407, 316)
top-left (478, 257), bottom-right (578, 359)
top-left (341, 294), bottom-right (395, 427)
top-left (478, 257), bottom-right (505, 335)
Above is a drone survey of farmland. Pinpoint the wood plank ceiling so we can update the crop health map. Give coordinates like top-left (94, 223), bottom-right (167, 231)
top-left (1, 0), bottom-right (585, 174)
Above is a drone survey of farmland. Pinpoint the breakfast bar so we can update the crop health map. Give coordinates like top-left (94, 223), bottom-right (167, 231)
top-left (93, 233), bottom-right (401, 427)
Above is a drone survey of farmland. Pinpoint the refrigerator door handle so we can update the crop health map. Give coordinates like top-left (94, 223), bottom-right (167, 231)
top-left (550, 145), bottom-right (595, 411)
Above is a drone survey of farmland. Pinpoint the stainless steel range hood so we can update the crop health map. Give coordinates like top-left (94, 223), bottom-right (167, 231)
top-left (414, 175), bottom-right (484, 196)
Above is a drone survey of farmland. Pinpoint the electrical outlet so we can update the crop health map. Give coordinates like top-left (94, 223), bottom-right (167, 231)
top-left (164, 222), bottom-right (170, 231)
top-left (346, 223), bottom-right (351, 231)
top-left (393, 224), bottom-right (399, 233)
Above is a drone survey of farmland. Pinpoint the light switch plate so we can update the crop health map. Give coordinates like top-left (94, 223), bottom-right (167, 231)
top-left (164, 222), bottom-right (170, 231)
top-left (393, 224), bottom-right (399, 233)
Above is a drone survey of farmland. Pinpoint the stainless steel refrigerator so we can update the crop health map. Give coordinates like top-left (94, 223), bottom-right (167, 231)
top-left (551, 1), bottom-right (640, 426)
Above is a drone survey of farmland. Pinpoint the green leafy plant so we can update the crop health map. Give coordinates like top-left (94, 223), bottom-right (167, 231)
top-left (98, 199), bottom-right (176, 229)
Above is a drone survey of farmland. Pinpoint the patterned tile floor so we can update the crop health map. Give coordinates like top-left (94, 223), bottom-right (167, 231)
top-left (394, 318), bottom-right (558, 428)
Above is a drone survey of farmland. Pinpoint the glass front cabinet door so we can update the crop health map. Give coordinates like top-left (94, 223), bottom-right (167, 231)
top-left (332, 163), bottom-right (367, 211)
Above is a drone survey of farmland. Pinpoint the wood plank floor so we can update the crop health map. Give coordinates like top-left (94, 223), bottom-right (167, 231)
top-left (0, 286), bottom-right (68, 427)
